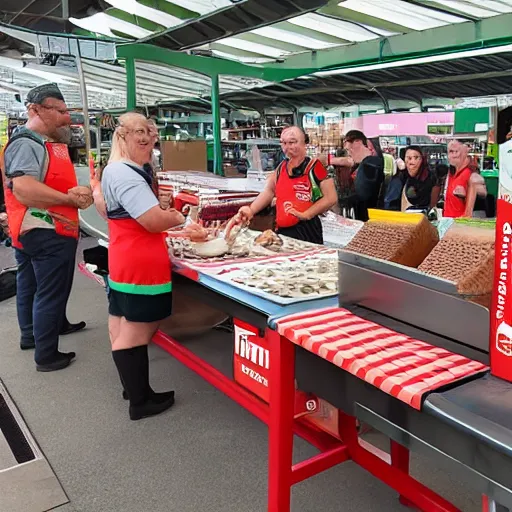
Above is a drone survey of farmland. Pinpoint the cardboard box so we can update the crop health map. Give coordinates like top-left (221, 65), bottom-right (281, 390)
top-left (161, 140), bottom-right (207, 172)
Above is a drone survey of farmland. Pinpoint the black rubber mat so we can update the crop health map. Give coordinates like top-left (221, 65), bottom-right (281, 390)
top-left (0, 392), bottom-right (35, 464)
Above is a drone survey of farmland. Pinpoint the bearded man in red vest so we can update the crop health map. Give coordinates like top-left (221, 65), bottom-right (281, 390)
top-left (1, 83), bottom-right (93, 372)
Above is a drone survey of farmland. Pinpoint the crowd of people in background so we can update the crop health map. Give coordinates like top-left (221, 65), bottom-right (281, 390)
top-left (320, 129), bottom-right (489, 221)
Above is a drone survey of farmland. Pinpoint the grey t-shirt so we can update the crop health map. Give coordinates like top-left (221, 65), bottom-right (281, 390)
top-left (3, 128), bottom-right (54, 232)
top-left (102, 161), bottom-right (158, 219)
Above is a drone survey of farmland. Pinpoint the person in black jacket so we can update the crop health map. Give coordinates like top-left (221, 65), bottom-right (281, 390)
top-left (384, 145), bottom-right (441, 211)
top-left (343, 130), bottom-right (384, 221)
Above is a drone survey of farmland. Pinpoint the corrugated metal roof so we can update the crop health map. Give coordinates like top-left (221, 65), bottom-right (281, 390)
top-left (4, 1), bottom-right (512, 64)
top-left (212, 46), bottom-right (512, 111)
top-left (74, 1), bottom-right (512, 63)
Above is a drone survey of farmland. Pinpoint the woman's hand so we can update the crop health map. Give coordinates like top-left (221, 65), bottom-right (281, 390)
top-left (287, 207), bottom-right (311, 221)
top-left (238, 206), bottom-right (254, 223)
top-left (184, 222), bottom-right (209, 242)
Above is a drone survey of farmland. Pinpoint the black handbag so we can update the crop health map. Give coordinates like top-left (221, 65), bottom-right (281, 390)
top-left (0, 266), bottom-right (17, 302)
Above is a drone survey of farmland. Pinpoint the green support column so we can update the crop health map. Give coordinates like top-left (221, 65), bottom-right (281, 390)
top-left (211, 74), bottom-right (223, 176)
top-left (125, 57), bottom-right (137, 111)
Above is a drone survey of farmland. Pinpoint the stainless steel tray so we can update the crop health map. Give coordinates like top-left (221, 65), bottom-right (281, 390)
top-left (338, 251), bottom-right (489, 353)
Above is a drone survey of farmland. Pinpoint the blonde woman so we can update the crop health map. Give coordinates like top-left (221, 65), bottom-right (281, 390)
top-left (101, 112), bottom-right (184, 420)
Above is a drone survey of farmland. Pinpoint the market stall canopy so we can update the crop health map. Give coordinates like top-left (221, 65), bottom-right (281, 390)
top-left (0, 50), bottom-right (272, 111)
top-left (2, 1), bottom-right (512, 66)
top-left (209, 45), bottom-right (512, 111)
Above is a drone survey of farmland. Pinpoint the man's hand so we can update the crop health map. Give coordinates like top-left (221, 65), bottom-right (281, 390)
top-left (453, 185), bottom-right (467, 199)
top-left (158, 190), bottom-right (173, 210)
top-left (287, 207), bottom-right (311, 221)
top-left (68, 186), bottom-right (93, 210)
top-left (238, 206), bottom-right (254, 223)
top-left (0, 212), bottom-right (9, 237)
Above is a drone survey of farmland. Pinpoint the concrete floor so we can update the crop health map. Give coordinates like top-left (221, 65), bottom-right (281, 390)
top-left (0, 241), bottom-right (485, 512)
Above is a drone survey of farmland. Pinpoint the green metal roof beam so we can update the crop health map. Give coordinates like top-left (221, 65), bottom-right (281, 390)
top-left (116, 43), bottom-right (316, 81)
top-left (275, 13), bottom-right (512, 72)
top-left (118, 12), bottom-right (512, 83)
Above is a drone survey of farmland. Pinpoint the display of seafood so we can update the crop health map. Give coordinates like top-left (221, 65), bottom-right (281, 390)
top-left (254, 230), bottom-right (283, 252)
top-left (167, 229), bottom-right (319, 261)
top-left (228, 257), bottom-right (338, 299)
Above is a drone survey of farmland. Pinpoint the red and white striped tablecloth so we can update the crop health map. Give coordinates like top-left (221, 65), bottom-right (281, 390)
top-left (275, 307), bottom-right (489, 410)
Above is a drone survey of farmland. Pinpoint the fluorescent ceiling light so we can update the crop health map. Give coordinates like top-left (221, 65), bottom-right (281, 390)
top-left (251, 26), bottom-right (339, 50)
top-left (104, 0), bottom-right (181, 28)
top-left (289, 13), bottom-right (380, 42)
top-left (218, 38), bottom-right (285, 58)
top-left (314, 44), bottom-right (512, 77)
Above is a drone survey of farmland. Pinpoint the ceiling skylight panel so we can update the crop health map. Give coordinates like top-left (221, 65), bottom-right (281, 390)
top-left (338, 0), bottom-right (465, 30)
top-left (163, 0), bottom-right (234, 15)
top-left (218, 37), bottom-right (287, 58)
top-left (251, 27), bottom-right (339, 49)
top-left (105, 0), bottom-right (182, 28)
top-left (456, 0), bottom-right (512, 14)
top-left (289, 13), bottom-right (382, 42)
top-left (70, 12), bottom-right (153, 38)
top-left (210, 50), bottom-right (276, 64)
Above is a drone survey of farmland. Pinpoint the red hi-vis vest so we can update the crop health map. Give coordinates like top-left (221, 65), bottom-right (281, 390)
top-left (106, 164), bottom-right (171, 295)
top-left (444, 166), bottom-right (472, 218)
top-left (275, 158), bottom-right (323, 229)
top-left (1, 135), bottom-right (79, 249)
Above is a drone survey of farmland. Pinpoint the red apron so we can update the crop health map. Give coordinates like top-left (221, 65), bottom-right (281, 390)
top-left (107, 163), bottom-right (171, 295)
top-left (444, 166), bottom-right (472, 218)
top-left (275, 159), bottom-right (321, 229)
top-left (107, 218), bottom-right (171, 295)
top-left (1, 140), bottom-right (79, 249)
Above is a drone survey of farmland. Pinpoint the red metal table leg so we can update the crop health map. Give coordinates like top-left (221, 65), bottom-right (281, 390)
top-left (267, 329), bottom-right (296, 512)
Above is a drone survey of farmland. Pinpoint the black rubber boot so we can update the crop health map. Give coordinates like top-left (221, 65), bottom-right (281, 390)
top-left (112, 345), bottom-right (175, 421)
top-left (119, 349), bottom-right (173, 404)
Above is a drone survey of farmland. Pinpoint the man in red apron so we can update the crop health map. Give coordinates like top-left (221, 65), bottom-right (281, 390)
top-left (238, 126), bottom-right (337, 244)
top-left (1, 84), bottom-right (93, 372)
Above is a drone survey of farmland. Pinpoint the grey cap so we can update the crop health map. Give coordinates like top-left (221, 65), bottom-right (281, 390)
top-left (25, 83), bottom-right (65, 105)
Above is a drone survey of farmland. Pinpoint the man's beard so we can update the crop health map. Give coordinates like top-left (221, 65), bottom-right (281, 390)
top-left (52, 126), bottom-right (72, 144)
